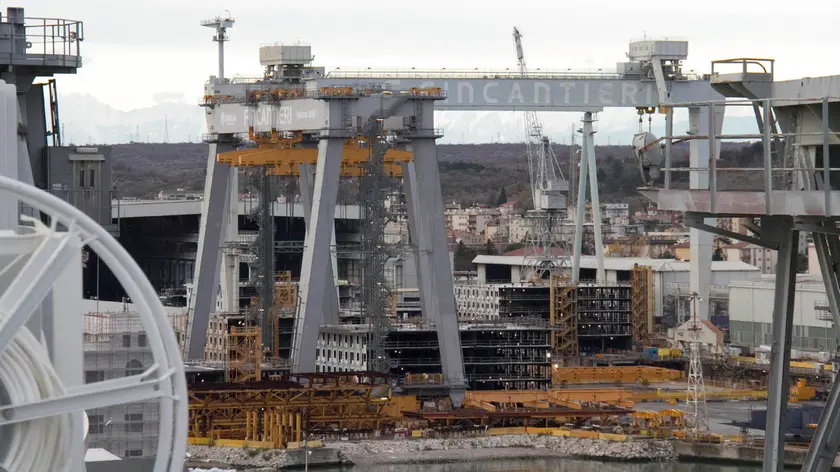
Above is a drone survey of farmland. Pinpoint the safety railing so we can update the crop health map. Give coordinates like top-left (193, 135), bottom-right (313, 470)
top-left (0, 16), bottom-right (83, 67)
top-left (651, 96), bottom-right (840, 215)
top-left (711, 58), bottom-right (775, 81)
top-left (327, 68), bottom-right (624, 81)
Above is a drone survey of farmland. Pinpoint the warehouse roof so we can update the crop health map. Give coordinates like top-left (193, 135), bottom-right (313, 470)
top-left (729, 274), bottom-right (826, 291)
top-left (471, 255), bottom-right (760, 273)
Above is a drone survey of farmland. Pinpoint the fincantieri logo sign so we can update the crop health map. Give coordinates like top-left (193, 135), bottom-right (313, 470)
top-left (324, 78), bottom-right (660, 109)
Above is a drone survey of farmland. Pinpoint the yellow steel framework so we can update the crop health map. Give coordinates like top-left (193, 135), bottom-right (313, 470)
top-left (552, 366), bottom-right (683, 386)
top-left (550, 275), bottom-right (578, 357)
top-left (188, 373), bottom-right (395, 447)
top-left (631, 265), bottom-right (654, 347)
top-left (217, 131), bottom-right (412, 177)
top-left (273, 271), bottom-right (297, 360)
top-left (226, 326), bottom-right (262, 383)
top-left (275, 271), bottom-right (296, 314)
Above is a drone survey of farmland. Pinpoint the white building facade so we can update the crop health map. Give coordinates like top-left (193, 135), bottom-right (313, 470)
top-left (729, 275), bottom-right (838, 353)
top-left (455, 283), bottom-right (500, 320)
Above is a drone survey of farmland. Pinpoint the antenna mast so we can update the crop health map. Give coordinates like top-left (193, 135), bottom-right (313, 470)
top-left (201, 12), bottom-right (235, 80)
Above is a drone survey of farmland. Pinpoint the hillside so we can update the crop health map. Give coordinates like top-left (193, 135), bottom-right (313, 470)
top-left (109, 142), bottom-right (762, 208)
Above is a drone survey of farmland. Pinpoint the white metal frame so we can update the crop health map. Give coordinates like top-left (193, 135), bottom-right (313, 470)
top-left (0, 175), bottom-right (187, 472)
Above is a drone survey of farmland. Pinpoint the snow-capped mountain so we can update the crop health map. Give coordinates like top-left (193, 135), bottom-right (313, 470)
top-left (59, 93), bottom-right (759, 146)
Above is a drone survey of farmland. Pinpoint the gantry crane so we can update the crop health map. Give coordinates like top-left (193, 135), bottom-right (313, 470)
top-left (512, 27), bottom-right (570, 281)
top-left (217, 118), bottom-right (418, 372)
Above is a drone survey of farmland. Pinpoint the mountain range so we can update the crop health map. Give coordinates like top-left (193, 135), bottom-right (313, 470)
top-left (59, 93), bottom-right (761, 146)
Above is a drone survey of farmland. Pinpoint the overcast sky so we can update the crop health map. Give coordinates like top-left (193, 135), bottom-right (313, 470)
top-left (25, 0), bottom-right (840, 112)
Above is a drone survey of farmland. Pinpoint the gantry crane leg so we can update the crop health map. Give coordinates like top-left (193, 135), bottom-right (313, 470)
top-left (298, 162), bottom-right (340, 325)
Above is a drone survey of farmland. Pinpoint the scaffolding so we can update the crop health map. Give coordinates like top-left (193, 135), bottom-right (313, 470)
top-left (226, 326), bottom-right (263, 383)
top-left (274, 270), bottom-right (297, 360)
top-left (631, 265), bottom-right (654, 347)
top-left (83, 307), bottom-right (188, 458)
top-left (550, 274), bottom-right (579, 357)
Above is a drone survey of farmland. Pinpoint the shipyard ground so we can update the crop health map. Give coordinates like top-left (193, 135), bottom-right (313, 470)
top-left (186, 435), bottom-right (676, 469)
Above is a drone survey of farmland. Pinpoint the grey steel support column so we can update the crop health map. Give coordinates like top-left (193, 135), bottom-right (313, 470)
top-left (219, 161), bottom-right (239, 313)
top-left (401, 161), bottom-right (435, 325)
top-left (801, 231), bottom-right (840, 472)
top-left (571, 114), bottom-right (590, 284)
top-left (409, 100), bottom-right (466, 395)
top-left (763, 216), bottom-right (798, 472)
top-left (583, 112), bottom-right (605, 283)
top-left (298, 162), bottom-right (339, 326)
top-left (292, 135), bottom-right (344, 373)
top-left (185, 139), bottom-right (234, 360)
top-left (664, 106), bottom-right (673, 189)
top-left (688, 107), bottom-right (714, 320)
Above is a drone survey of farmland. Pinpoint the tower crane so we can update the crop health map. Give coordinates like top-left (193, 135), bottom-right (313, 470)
top-left (512, 27), bottom-right (570, 280)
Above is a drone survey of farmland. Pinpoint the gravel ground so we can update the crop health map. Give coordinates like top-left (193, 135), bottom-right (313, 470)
top-left (186, 445), bottom-right (288, 469)
top-left (328, 435), bottom-right (677, 465)
top-left (185, 436), bottom-right (676, 469)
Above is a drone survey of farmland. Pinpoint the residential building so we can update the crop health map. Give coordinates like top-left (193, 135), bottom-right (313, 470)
top-left (724, 242), bottom-right (778, 274)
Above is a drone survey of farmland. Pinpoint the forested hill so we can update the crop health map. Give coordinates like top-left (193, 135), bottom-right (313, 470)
top-left (110, 142), bottom-right (762, 209)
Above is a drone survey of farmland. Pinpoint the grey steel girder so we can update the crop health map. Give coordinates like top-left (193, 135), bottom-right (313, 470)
top-left (408, 100), bottom-right (467, 389)
top-left (804, 232), bottom-right (840, 472)
top-left (401, 161), bottom-right (435, 325)
top-left (763, 216), bottom-right (798, 472)
top-left (298, 162), bottom-right (339, 325)
top-left (292, 135), bottom-right (344, 373)
top-left (185, 139), bottom-right (235, 360)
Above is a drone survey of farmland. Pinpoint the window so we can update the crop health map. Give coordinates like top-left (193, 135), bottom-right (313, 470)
top-left (85, 370), bottom-right (105, 383)
top-left (124, 413), bottom-right (143, 434)
top-left (124, 449), bottom-right (143, 458)
top-left (79, 169), bottom-right (85, 188)
top-left (138, 333), bottom-right (147, 347)
top-left (122, 334), bottom-right (131, 348)
top-left (125, 359), bottom-right (144, 377)
top-left (89, 168), bottom-right (96, 188)
top-left (88, 415), bottom-right (104, 435)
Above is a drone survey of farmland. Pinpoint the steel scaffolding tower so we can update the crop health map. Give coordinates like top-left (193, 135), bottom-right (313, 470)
top-left (358, 119), bottom-right (395, 373)
top-left (683, 292), bottom-right (708, 439)
top-left (249, 168), bottom-right (277, 355)
top-left (549, 274), bottom-right (579, 357)
top-left (631, 265), bottom-right (654, 347)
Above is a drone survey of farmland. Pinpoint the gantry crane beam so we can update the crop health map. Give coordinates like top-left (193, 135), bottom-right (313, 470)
top-left (265, 161), bottom-right (405, 177)
top-left (217, 146), bottom-right (413, 167)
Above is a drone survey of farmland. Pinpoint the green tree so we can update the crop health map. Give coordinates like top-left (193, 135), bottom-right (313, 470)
top-left (454, 241), bottom-right (478, 272)
top-left (503, 242), bottom-right (526, 253)
top-left (496, 187), bottom-right (508, 206)
top-left (484, 240), bottom-right (497, 255)
top-left (713, 247), bottom-right (724, 261)
top-left (656, 251), bottom-right (675, 259)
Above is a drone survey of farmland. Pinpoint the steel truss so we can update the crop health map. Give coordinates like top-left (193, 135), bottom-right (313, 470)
top-left (188, 373), bottom-right (394, 447)
top-left (638, 90), bottom-right (840, 471)
top-left (631, 265), bottom-right (653, 347)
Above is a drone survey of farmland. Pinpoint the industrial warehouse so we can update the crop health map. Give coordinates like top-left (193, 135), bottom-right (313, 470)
top-left (4, 3), bottom-right (840, 472)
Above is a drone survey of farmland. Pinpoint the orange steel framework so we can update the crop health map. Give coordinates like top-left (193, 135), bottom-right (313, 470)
top-left (216, 127), bottom-right (412, 177)
top-left (552, 366), bottom-right (684, 386)
top-left (226, 326), bottom-right (262, 383)
top-left (631, 265), bottom-right (654, 346)
top-left (217, 143), bottom-right (411, 176)
top-left (549, 274), bottom-right (579, 357)
top-left (273, 271), bottom-right (297, 359)
top-left (188, 373), bottom-right (396, 447)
